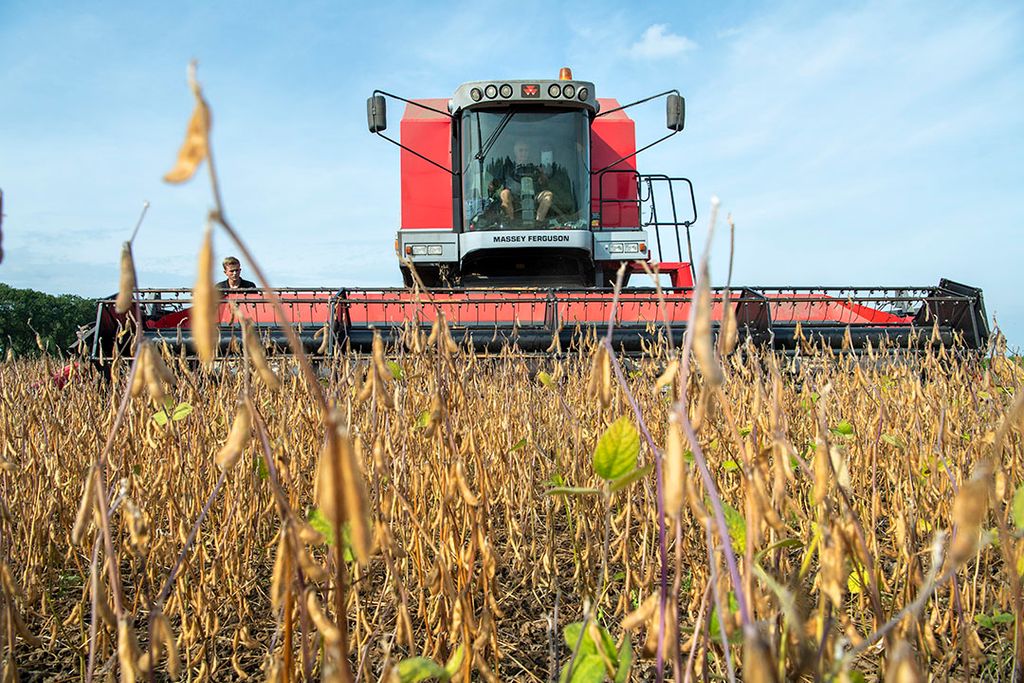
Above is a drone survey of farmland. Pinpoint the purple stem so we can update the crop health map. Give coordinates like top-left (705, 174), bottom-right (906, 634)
top-left (600, 266), bottom-right (671, 681)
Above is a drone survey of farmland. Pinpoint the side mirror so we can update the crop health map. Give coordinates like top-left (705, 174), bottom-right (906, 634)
top-left (367, 95), bottom-right (387, 133)
top-left (666, 94), bottom-right (685, 131)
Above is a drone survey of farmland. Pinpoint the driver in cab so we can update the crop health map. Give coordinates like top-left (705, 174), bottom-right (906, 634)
top-left (490, 140), bottom-right (555, 224)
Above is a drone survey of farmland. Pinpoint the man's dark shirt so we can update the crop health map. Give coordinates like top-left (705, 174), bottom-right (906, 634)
top-left (216, 278), bottom-right (257, 291)
top-left (489, 159), bottom-right (547, 199)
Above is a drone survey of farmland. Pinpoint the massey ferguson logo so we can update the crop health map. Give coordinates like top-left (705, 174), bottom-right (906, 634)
top-left (491, 234), bottom-right (570, 244)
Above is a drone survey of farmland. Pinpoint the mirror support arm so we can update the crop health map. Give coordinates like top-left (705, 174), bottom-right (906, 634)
top-left (372, 89), bottom-right (452, 118)
top-left (370, 90), bottom-right (457, 176)
top-left (594, 89), bottom-right (680, 118)
top-left (591, 89), bottom-right (682, 174)
top-left (592, 129), bottom-right (679, 175)
top-left (373, 132), bottom-right (457, 176)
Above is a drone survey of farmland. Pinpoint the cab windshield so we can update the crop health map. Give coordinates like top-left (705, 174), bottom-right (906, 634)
top-left (461, 108), bottom-right (590, 231)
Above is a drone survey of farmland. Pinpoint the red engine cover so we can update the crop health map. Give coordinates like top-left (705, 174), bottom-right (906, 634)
top-left (401, 99), bottom-right (453, 230)
top-left (591, 98), bottom-right (639, 229)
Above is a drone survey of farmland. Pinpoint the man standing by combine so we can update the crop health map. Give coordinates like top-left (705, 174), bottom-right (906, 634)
top-left (216, 257), bottom-right (257, 291)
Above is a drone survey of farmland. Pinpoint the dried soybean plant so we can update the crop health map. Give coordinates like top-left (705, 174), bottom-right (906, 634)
top-left (2, 321), bottom-right (1023, 680)
top-left (3, 64), bottom-right (1024, 683)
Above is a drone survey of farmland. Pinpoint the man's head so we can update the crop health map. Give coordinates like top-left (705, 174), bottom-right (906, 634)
top-left (222, 257), bottom-right (243, 287)
top-left (513, 140), bottom-right (532, 166)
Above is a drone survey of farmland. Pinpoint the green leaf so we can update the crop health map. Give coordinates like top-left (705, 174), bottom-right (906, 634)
top-left (609, 463), bottom-right (653, 493)
top-left (306, 509), bottom-right (355, 562)
top-left (152, 401), bottom-right (192, 426)
top-left (254, 455), bottom-right (269, 480)
top-left (538, 371), bottom-right (554, 388)
top-left (1012, 485), bottom-right (1024, 530)
top-left (395, 656), bottom-right (449, 682)
top-left (443, 644), bottom-right (464, 678)
top-left (563, 622), bottom-right (598, 657)
top-left (832, 420), bottom-right (854, 436)
top-left (754, 537), bottom-right (803, 562)
top-left (848, 559), bottom-right (867, 595)
top-left (593, 416), bottom-right (639, 481)
top-left (709, 592), bottom-right (742, 645)
top-left (722, 460), bottom-right (739, 472)
top-left (739, 426), bottom-right (752, 437)
top-left (546, 486), bottom-right (602, 497)
top-left (386, 360), bottom-right (404, 380)
top-left (614, 632), bottom-right (633, 683)
top-left (881, 433), bottom-right (905, 449)
top-left (510, 437), bottom-right (527, 452)
top-left (683, 450), bottom-right (694, 464)
top-left (722, 500), bottom-right (747, 554)
top-left (975, 611), bottom-right (1015, 628)
top-left (559, 654), bottom-right (605, 683)
top-left (416, 410), bottom-right (430, 429)
top-left (561, 621), bottom-right (616, 669)
top-left (597, 625), bottom-right (618, 669)
top-left (847, 670), bottom-right (867, 683)
top-left (308, 508), bottom-right (335, 545)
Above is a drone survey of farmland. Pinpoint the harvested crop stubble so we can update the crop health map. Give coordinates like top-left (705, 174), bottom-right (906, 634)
top-left (0, 340), bottom-right (1022, 681)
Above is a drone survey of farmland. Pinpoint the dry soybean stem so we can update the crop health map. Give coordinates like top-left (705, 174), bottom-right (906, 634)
top-left (156, 469), bottom-right (227, 606)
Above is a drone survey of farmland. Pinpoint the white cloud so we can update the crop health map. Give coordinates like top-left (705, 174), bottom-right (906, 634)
top-left (628, 24), bottom-right (697, 60)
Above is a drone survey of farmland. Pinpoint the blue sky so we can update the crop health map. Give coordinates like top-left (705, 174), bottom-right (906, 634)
top-left (2, 1), bottom-right (1022, 343)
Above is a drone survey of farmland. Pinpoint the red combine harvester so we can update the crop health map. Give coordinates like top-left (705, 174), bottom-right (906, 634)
top-left (91, 69), bottom-right (989, 360)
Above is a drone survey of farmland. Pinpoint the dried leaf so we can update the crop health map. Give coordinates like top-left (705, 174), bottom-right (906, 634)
top-left (192, 223), bottom-right (220, 365)
top-left (163, 65), bottom-right (211, 184)
top-left (71, 466), bottom-right (96, 546)
top-left (692, 262), bottom-right (724, 387)
top-left (243, 319), bottom-right (280, 391)
top-left (950, 465), bottom-right (990, 563)
top-left (663, 417), bottom-right (688, 518)
top-left (884, 640), bottom-right (922, 683)
top-left (654, 360), bottom-right (678, 393)
top-left (742, 629), bottom-right (778, 683)
top-left (215, 404), bottom-right (251, 471)
top-left (317, 419), bottom-right (372, 564)
top-left (115, 241), bottom-right (136, 314)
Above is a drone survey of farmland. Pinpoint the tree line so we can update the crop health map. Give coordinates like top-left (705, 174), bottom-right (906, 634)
top-left (0, 283), bottom-right (97, 357)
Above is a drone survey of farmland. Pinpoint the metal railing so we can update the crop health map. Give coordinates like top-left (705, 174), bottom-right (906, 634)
top-left (595, 170), bottom-right (697, 270)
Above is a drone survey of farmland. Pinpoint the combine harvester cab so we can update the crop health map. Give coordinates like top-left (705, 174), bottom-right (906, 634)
top-left (91, 68), bottom-right (989, 361)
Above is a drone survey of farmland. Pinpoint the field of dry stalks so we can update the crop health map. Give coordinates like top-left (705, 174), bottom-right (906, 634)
top-left (2, 63), bottom-right (1021, 683)
top-left (1, 336), bottom-right (1022, 682)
